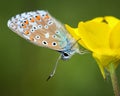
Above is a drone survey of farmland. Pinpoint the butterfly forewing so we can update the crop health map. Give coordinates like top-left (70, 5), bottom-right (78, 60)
top-left (7, 10), bottom-right (69, 51)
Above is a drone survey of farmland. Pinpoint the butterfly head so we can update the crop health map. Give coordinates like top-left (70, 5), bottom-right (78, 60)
top-left (61, 51), bottom-right (72, 60)
top-left (59, 46), bottom-right (79, 60)
top-left (61, 52), bottom-right (70, 60)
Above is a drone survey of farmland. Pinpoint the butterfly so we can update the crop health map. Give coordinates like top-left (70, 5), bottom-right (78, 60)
top-left (7, 10), bottom-right (82, 80)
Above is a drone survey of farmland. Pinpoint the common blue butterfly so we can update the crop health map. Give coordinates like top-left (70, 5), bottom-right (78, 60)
top-left (7, 10), bottom-right (82, 80)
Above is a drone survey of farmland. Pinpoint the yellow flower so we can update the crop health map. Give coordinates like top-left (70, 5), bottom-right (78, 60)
top-left (66, 16), bottom-right (120, 78)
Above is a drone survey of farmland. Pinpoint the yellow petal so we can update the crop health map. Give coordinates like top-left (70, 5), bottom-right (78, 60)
top-left (65, 24), bottom-right (80, 40)
top-left (93, 51), bottom-right (114, 78)
top-left (93, 53), bottom-right (106, 78)
top-left (66, 16), bottom-right (120, 79)
top-left (90, 16), bottom-right (119, 28)
top-left (93, 49), bottom-right (120, 78)
top-left (104, 16), bottom-right (120, 28)
top-left (65, 24), bottom-right (88, 49)
top-left (78, 21), bottom-right (110, 52)
top-left (110, 22), bottom-right (120, 49)
top-left (91, 17), bottom-right (104, 22)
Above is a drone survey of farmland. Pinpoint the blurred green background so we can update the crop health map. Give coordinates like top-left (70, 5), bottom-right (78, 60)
top-left (1, 0), bottom-right (120, 96)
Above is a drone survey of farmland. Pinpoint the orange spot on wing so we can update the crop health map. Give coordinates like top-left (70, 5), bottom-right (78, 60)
top-left (30, 18), bottom-right (35, 22)
top-left (23, 25), bottom-right (27, 28)
top-left (24, 30), bottom-right (29, 35)
top-left (44, 14), bottom-right (50, 19)
top-left (24, 20), bottom-right (29, 25)
top-left (29, 35), bottom-right (35, 41)
top-left (36, 15), bottom-right (41, 20)
top-left (30, 36), bottom-right (34, 41)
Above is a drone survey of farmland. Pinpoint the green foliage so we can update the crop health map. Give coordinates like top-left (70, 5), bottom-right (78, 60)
top-left (0, 0), bottom-right (120, 96)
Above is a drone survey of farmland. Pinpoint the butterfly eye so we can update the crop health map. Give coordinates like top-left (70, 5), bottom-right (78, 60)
top-left (64, 53), bottom-right (69, 56)
top-left (61, 52), bottom-right (70, 60)
top-left (63, 52), bottom-right (69, 57)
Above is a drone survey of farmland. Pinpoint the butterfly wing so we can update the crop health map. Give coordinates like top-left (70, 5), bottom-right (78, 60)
top-left (7, 10), bottom-right (75, 51)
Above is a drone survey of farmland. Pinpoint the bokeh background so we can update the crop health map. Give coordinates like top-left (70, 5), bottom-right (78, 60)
top-left (1, 0), bottom-right (120, 96)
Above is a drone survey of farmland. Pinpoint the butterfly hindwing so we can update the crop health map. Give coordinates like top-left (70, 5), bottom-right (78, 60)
top-left (7, 10), bottom-right (70, 51)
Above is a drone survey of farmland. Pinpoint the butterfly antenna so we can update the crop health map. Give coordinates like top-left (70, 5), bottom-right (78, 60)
top-left (46, 55), bottom-right (61, 81)
top-left (71, 38), bottom-right (89, 54)
top-left (70, 38), bottom-right (81, 49)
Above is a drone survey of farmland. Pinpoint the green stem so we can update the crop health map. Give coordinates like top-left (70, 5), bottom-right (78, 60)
top-left (109, 63), bottom-right (120, 96)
